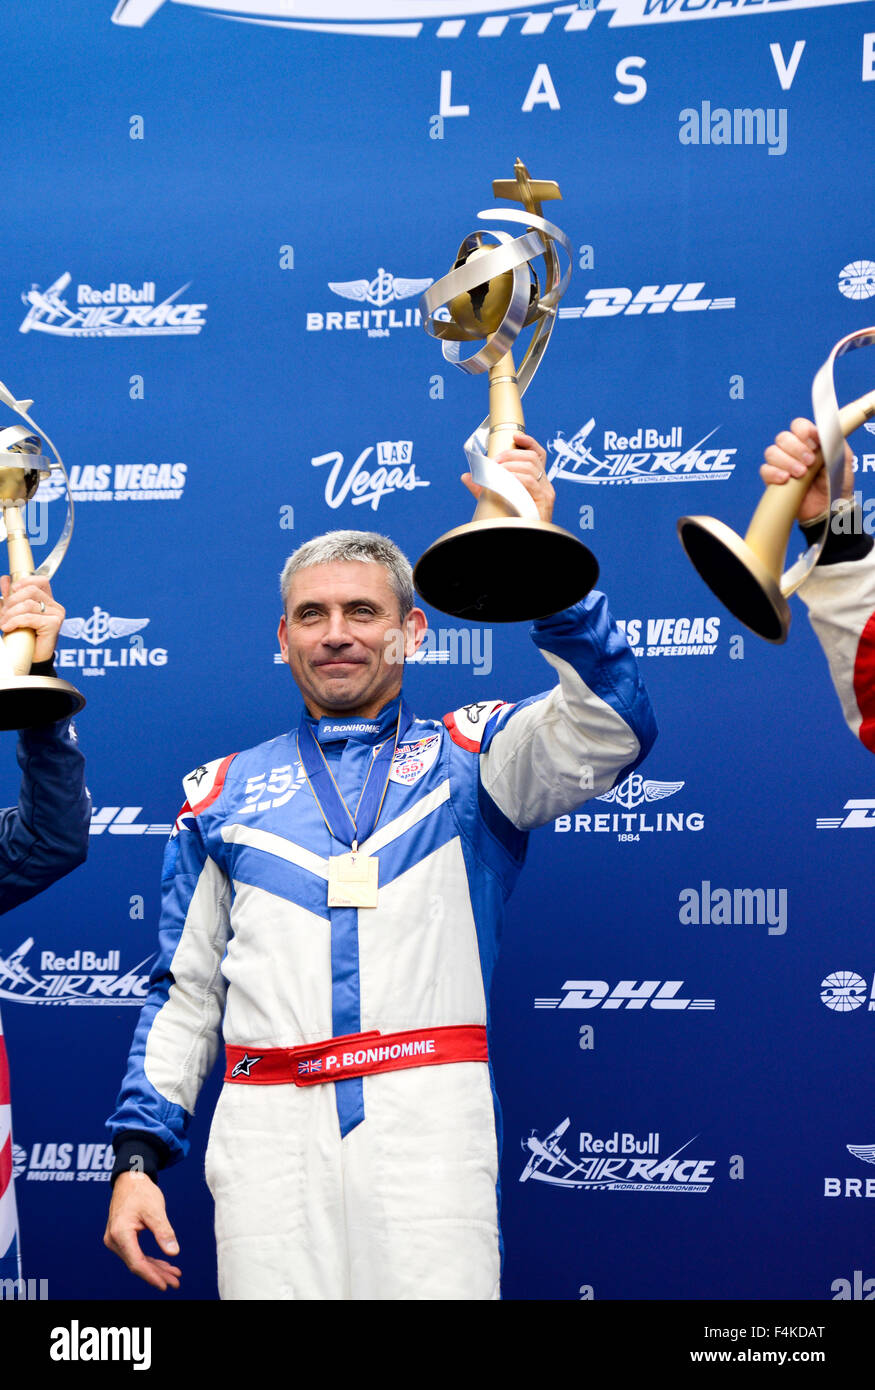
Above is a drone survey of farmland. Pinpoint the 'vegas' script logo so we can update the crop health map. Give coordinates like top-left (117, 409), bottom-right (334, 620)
top-left (312, 440), bottom-right (429, 511)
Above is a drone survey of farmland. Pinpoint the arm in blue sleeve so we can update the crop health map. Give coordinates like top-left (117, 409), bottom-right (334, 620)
top-left (0, 673), bottom-right (90, 915)
top-left (478, 592), bottom-right (657, 830)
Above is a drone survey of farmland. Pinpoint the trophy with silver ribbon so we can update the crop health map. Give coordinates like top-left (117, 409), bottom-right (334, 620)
top-left (415, 159), bottom-right (598, 621)
top-left (0, 380), bottom-right (85, 729)
top-left (678, 328), bottom-right (875, 643)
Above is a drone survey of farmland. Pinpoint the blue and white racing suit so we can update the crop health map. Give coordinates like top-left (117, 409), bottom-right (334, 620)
top-left (108, 595), bottom-right (657, 1300)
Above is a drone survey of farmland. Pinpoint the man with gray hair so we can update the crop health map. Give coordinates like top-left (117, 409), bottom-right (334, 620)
top-left (105, 435), bottom-right (656, 1300)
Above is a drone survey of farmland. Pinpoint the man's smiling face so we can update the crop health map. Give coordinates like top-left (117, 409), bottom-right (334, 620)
top-left (278, 560), bottom-right (426, 719)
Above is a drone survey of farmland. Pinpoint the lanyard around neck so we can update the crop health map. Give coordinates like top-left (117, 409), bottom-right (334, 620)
top-left (296, 705), bottom-right (408, 851)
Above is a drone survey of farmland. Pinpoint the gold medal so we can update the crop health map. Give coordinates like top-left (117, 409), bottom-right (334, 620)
top-left (327, 845), bottom-right (379, 909)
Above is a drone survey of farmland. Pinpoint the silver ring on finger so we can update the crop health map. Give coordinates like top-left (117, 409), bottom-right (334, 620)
top-left (536, 470), bottom-right (544, 481)
top-left (38, 601), bottom-right (46, 614)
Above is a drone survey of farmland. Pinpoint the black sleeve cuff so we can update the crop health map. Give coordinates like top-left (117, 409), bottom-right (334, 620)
top-left (799, 503), bottom-right (874, 566)
top-left (29, 658), bottom-right (57, 677)
top-left (110, 1131), bottom-right (171, 1187)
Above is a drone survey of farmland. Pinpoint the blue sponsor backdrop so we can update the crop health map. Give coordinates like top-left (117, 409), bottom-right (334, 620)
top-left (1, 0), bottom-right (875, 1302)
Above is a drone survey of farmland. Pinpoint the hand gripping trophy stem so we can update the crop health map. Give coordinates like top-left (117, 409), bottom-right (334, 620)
top-left (678, 328), bottom-right (875, 643)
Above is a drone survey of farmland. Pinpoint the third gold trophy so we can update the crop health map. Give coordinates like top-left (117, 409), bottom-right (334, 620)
top-left (678, 328), bottom-right (875, 642)
top-left (414, 159), bottom-right (598, 621)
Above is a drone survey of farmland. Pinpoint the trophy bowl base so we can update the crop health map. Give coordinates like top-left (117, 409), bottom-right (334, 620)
top-left (0, 675), bottom-right (86, 732)
top-left (413, 517), bottom-right (599, 622)
top-left (677, 515), bottom-right (790, 644)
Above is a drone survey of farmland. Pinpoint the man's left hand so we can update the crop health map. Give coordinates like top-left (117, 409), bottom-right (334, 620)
top-left (461, 431), bottom-right (555, 524)
top-left (0, 573), bottom-right (65, 664)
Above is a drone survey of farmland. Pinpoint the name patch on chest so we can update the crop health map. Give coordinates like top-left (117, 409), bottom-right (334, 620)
top-left (388, 733), bottom-right (440, 785)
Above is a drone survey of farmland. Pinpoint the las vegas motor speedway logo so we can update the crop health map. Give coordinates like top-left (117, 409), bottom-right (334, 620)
top-left (820, 972), bottom-right (875, 1013)
top-left (57, 608), bottom-right (167, 676)
top-left (13, 1141), bottom-right (116, 1183)
top-left (838, 261), bottom-right (875, 302)
top-left (554, 773), bottom-right (704, 836)
top-left (0, 939), bottom-right (152, 1006)
top-left (519, 1118), bottom-right (716, 1192)
top-left (19, 272), bottom-right (207, 338)
top-left (312, 439), bottom-right (430, 511)
top-left (616, 615), bottom-right (721, 657)
top-left (38, 462), bottom-right (187, 504)
top-left (111, 1), bottom-right (864, 37)
top-left (307, 268), bottom-right (432, 339)
top-left (546, 419), bottom-right (737, 486)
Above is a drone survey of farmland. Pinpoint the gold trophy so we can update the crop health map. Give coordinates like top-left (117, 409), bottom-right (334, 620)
top-left (0, 382), bottom-right (85, 730)
top-left (414, 159), bottom-right (598, 621)
top-left (678, 328), bottom-right (875, 642)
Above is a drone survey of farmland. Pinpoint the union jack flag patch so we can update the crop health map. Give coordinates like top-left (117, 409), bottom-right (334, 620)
top-left (297, 1058), bottom-right (323, 1076)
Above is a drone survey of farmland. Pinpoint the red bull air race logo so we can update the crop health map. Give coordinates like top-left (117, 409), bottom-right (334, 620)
top-left (520, 1118), bottom-right (716, 1193)
top-left (547, 419), bottom-right (737, 487)
top-left (110, 1), bottom-right (864, 37)
top-left (19, 272), bottom-right (207, 338)
top-left (0, 940), bottom-right (152, 1006)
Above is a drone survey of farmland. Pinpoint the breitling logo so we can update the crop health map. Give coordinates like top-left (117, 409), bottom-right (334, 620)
top-left (61, 607), bottom-right (149, 645)
top-left (56, 607), bottom-right (168, 675)
top-left (329, 268), bottom-right (432, 309)
top-left (597, 774), bottom-right (684, 811)
top-left (554, 773), bottom-right (704, 838)
top-left (307, 267), bottom-right (433, 338)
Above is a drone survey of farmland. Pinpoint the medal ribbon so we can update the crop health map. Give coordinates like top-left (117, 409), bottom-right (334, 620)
top-left (296, 702), bottom-right (412, 850)
top-left (295, 701), bottom-right (414, 1140)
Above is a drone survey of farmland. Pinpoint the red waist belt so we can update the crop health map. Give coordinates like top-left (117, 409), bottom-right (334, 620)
top-left (224, 1024), bottom-right (488, 1087)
